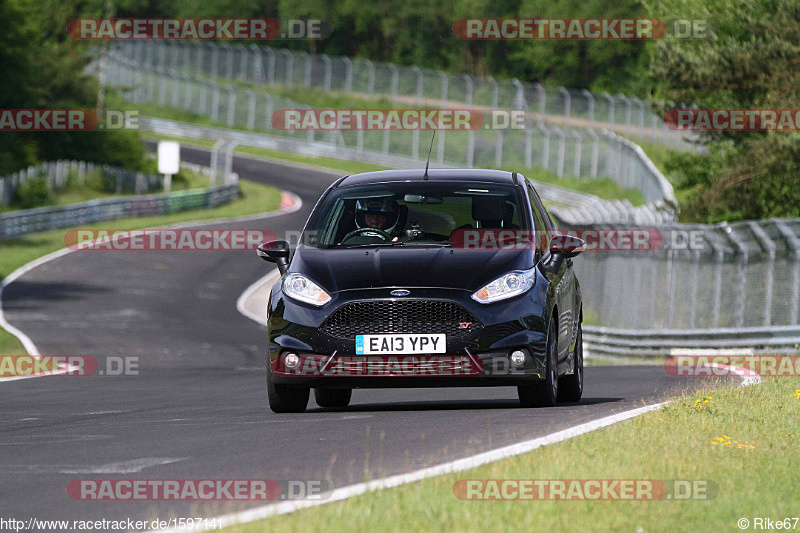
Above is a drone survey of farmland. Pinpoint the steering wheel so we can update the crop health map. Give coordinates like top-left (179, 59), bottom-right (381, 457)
top-left (341, 227), bottom-right (392, 243)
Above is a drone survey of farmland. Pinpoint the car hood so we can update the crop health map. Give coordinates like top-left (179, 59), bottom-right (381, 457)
top-left (290, 246), bottom-right (534, 293)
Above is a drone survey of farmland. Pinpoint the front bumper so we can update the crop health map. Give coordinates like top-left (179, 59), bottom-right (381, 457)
top-left (268, 286), bottom-right (550, 388)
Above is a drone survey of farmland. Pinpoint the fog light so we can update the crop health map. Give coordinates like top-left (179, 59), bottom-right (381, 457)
top-left (284, 353), bottom-right (301, 369)
top-left (510, 350), bottom-right (526, 366)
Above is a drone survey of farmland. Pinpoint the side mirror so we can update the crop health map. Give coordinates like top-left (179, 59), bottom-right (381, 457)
top-left (257, 240), bottom-right (290, 274)
top-left (549, 234), bottom-right (586, 258)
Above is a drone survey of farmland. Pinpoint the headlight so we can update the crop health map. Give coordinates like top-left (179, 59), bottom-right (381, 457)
top-left (283, 274), bottom-right (331, 306)
top-left (471, 268), bottom-right (536, 304)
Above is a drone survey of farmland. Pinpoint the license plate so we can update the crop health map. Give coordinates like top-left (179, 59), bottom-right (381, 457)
top-left (355, 334), bottom-right (446, 355)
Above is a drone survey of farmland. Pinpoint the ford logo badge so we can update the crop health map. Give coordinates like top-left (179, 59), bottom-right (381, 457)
top-left (390, 289), bottom-right (410, 296)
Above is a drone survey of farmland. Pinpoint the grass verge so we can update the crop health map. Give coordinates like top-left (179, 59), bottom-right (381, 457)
top-left (145, 133), bottom-right (645, 205)
top-left (226, 376), bottom-right (799, 532)
top-left (0, 178), bottom-right (282, 357)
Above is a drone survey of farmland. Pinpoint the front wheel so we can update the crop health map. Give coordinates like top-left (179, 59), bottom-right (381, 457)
top-left (558, 323), bottom-right (583, 403)
top-left (314, 388), bottom-right (352, 408)
top-left (518, 318), bottom-right (558, 407)
top-left (267, 364), bottom-right (309, 413)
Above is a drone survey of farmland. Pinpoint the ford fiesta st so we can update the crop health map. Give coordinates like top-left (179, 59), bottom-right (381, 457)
top-left (257, 169), bottom-right (585, 413)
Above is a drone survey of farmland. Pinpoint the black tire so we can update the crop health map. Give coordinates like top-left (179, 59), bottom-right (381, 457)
top-left (267, 364), bottom-right (309, 413)
top-left (558, 323), bottom-right (583, 403)
top-left (518, 318), bottom-right (558, 407)
top-left (314, 388), bottom-right (352, 408)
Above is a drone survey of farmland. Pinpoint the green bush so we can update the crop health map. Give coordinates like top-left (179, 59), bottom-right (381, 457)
top-left (11, 175), bottom-right (52, 209)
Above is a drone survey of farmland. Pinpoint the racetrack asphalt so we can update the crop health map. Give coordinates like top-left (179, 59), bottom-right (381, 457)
top-left (0, 147), bottom-right (701, 526)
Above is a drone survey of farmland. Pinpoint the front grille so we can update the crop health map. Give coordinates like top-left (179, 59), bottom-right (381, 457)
top-left (320, 299), bottom-right (482, 339)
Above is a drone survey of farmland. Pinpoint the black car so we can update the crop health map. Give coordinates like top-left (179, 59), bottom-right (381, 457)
top-left (257, 169), bottom-right (585, 413)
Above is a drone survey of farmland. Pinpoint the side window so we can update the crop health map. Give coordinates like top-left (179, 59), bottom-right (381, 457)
top-left (526, 182), bottom-right (549, 250)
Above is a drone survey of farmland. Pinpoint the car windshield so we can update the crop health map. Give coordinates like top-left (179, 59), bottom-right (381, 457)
top-left (303, 181), bottom-right (528, 248)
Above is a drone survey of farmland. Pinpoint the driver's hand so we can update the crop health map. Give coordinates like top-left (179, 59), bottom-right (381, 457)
top-left (392, 236), bottom-right (398, 242)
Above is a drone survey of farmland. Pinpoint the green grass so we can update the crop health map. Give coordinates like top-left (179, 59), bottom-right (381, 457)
top-left (0, 178), bottom-right (282, 356)
top-left (145, 133), bottom-right (645, 205)
top-left (227, 377), bottom-right (799, 533)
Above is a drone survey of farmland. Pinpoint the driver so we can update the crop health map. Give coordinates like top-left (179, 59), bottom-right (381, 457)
top-left (354, 198), bottom-right (401, 240)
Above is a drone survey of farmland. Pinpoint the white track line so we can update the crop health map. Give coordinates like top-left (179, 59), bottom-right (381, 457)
top-left (0, 191), bottom-right (302, 383)
top-left (235, 270), bottom-right (281, 327)
top-left (212, 272), bottom-right (764, 532)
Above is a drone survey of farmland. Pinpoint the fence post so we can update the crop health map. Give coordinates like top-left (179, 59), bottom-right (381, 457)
top-left (582, 89), bottom-right (594, 130)
top-left (210, 82), bottom-right (221, 122)
top-left (495, 130), bottom-right (504, 167)
top-left (489, 77), bottom-right (499, 108)
top-left (412, 66), bottom-right (423, 105)
top-left (533, 82), bottom-right (545, 126)
top-left (266, 47), bottom-right (276, 84)
top-left (571, 130), bottom-right (582, 176)
top-left (539, 125), bottom-right (551, 170)
top-left (246, 89), bottom-right (256, 130)
top-left (618, 94), bottom-right (632, 134)
top-left (343, 57), bottom-right (353, 92)
top-left (558, 87), bottom-right (570, 127)
top-left (225, 87), bottom-right (236, 126)
top-left (585, 128), bottom-right (599, 178)
top-left (601, 92), bottom-right (615, 130)
top-left (365, 59), bottom-right (375, 95)
top-left (300, 52), bottom-right (312, 87)
top-left (632, 96), bottom-right (645, 135)
top-left (390, 64), bottom-right (399, 102)
top-left (283, 50), bottom-right (293, 86)
top-left (554, 127), bottom-right (566, 177)
top-left (250, 44), bottom-right (263, 81)
top-left (321, 54), bottom-right (332, 91)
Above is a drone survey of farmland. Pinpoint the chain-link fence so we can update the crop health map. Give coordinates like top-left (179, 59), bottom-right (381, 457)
top-left (570, 219), bottom-right (800, 330)
top-left (105, 49), bottom-right (677, 209)
top-left (111, 40), bottom-right (694, 151)
top-left (0, 160), bottom-right (163, 207)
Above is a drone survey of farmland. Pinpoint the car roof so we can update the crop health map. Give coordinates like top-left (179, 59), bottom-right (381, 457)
top-left (336, 169), bottom-right (518, 187)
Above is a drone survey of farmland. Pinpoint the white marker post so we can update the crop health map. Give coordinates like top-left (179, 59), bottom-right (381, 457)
top-left (157, 141), bottom-right (180, 194)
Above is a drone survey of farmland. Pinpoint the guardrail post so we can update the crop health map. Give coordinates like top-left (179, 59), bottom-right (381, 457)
top-left (263, 93), bottom-right (274, 130)
top-left (464, 75), bottom-right (473, 108)
top-left (489, 77), bottom-right (499, 108)
top-left (749, 221), bottom-right (776, 326)
top-left (210, 140), bottom-right (224, 186)
top-left (776, 220), bottom-right (800, 325)
top-left (238, 44), bottom-right (248, 80)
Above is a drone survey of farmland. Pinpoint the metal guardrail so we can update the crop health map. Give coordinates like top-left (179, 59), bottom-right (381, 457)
top-left (0, 160), bottom-right (163, 207)
top-left (140, 116), bottom-right (674, 226)
top-left (112, 40), bottom-right (696, 151)
top-left (0, 182), bottom-right (239, 242)
top-left (104, 48), bottom-right (678, 212)
top-left (583, 325), bottom-right (800, 356)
